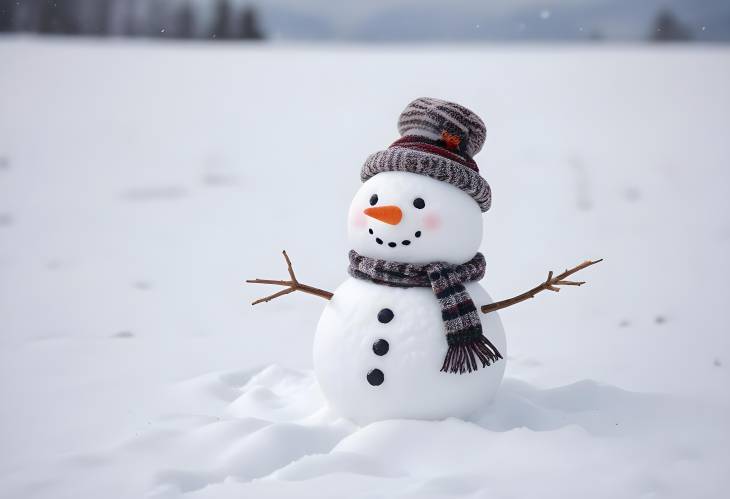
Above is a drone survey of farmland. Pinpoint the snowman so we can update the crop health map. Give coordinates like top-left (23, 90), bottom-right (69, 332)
top-left (248, 98), bottom-right (600, 425)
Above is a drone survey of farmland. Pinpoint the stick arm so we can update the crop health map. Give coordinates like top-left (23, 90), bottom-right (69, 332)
top-left (246, 251), bottom-right (333, 305)
top-left (480, 259), bottom-right (602, 315)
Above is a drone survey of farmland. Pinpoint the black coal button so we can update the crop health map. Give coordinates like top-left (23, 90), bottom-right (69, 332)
top-left (367, 368), bottom-right (384, 386)
top-left (372, 339), bottom-right (389, 356)
top-left (377, 308), bottom-right (394, 324)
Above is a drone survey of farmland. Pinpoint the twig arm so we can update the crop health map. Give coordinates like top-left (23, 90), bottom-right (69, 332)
top-left (246, 251), bottom-right (333, 305)
top-left (480, 259), bottom-right (602, 314)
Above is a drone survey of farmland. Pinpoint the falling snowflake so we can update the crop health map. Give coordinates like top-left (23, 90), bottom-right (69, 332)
top-left (540, 9), bottom-right (551, 20)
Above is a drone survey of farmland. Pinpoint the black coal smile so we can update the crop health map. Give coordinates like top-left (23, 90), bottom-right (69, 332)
top-left (369, 228), bottom-right (422, 248)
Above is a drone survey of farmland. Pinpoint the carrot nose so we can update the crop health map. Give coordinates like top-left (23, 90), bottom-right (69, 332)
top-left (364, 205), bottom-right (403, 225)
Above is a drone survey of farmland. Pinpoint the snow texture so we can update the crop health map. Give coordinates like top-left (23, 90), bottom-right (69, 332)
top-left (1, 39), bottom-right (729, 499)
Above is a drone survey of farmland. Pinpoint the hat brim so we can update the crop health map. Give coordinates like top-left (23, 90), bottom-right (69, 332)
top-left (361, 146), bottom-right (492, 212)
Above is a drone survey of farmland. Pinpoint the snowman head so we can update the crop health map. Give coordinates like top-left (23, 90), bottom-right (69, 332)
top-left (348, 97), bottom-right (492, 265)
top-left (348, 171), bottom-right (482, 265)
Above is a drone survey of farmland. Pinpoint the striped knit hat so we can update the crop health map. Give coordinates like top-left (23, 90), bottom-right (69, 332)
top-left (362, 97), bottom-right (492, 212)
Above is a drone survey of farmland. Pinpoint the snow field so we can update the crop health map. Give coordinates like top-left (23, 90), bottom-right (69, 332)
top-left (0, 39), bottom-right (729, 498)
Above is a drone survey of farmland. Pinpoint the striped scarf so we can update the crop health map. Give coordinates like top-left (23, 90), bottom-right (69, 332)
top-left (348, 250), bottom-right (502, 374)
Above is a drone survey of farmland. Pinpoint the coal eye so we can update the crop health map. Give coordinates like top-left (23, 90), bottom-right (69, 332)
top-left (369, 194), bottom-right (378, 206)
top-left (413, 197), bottom-right (425, 209)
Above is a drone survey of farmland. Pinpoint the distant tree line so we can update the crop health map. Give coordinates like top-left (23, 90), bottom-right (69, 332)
top-left (0, 2), bottom-right (700, 42)
top-left (0, 0), bottom-right (265, 40)
top-left (649, 9), bottom-right (693, 41)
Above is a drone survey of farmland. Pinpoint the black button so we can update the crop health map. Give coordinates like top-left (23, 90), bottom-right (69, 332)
top-left (377, 308), bottom-right (394, 323)
top-left (367, 368), bottom-right (384, 386)
top-left (372, 339), bottom-right (389, 356)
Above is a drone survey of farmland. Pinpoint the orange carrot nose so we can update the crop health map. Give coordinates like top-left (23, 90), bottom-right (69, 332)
top-left (364, 205), bottom-right (403, 225)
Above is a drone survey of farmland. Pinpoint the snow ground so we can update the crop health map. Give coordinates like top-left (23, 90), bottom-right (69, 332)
top-left (0, 39), bottom-right (729, 498)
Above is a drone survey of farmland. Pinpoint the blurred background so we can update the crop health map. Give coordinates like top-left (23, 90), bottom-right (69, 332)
top-left (1, 0), bottom-right (729, 42)
top-left (1, 1), bottom-right (729, 499)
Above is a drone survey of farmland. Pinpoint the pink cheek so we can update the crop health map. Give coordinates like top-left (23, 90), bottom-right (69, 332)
top-left (351, 213), bottom-right (367, 228)
top-left (423, 212), bottom-right (442, 230)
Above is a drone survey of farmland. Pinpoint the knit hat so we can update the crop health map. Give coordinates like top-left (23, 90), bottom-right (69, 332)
top-left (361, 97), bottom-right (492, 212)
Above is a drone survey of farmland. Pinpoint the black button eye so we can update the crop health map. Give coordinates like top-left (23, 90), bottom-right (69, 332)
top-left (369, 194), bottom-right (378, 206)
top-left (413, 198), bottom-right (425, 209)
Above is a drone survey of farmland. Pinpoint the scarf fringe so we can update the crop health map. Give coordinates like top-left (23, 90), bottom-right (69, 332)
top-left (440, 334), bottom-right (503, 374)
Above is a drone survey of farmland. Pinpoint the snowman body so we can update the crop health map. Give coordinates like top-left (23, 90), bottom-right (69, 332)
top-left (311, 170), bottom-right (507, 425)
top-left (314, 278), bottom-right (506, 425)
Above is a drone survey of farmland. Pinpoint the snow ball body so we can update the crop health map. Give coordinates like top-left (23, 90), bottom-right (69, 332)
top-left (313, 171), bottom-right (507, 425)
